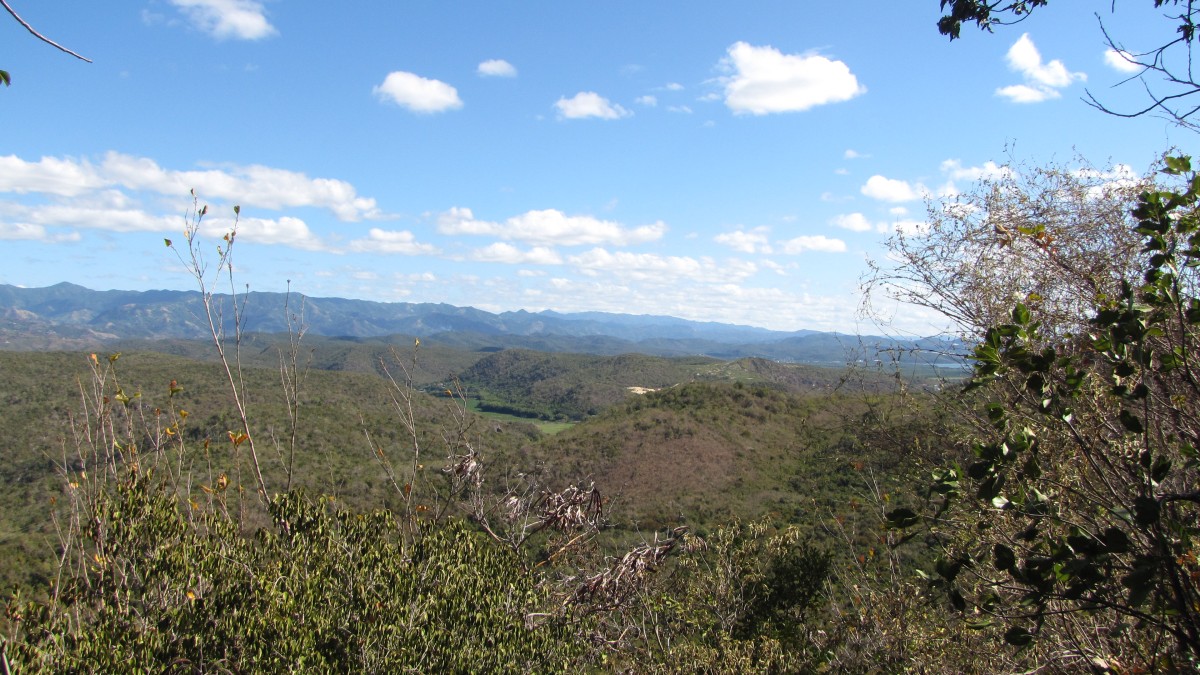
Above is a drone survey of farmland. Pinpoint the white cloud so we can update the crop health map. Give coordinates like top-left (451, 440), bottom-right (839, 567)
top-left (5, 202), bottom-right (177, 233)
top-left (569, 248), bottom-right (700, 278)
top-left (720, 42), bottom-right (865, 115)
top-left (995, 84), bottom-right (1055, 103)
top-left (0, 221), bottom-right (79, 242)
top-left (345, 228), bottom-right (437, 255)
top-left (664, 82), bottom-right (684, 91)
top-left (831, 213), bottom-right (873, 232)
top-left (554, 92), bottom-right (631, 120)
top-left (437, 207), bottom-right (665, 246)
top-left (998, 34), bottom-right (1085, 103)
top-left (374, 71), bottom-right (463, 113)
top-left (861, 175), bottom-right (924, 202)
top-left (85, 153), bottom-right (381, 221)
top-left (714, 226), bottom-right (772, 253)
top-left (204, 215), bottom-right (325, 250)
top-left (668, 105), bottom-right (693, 114)
top-left (1104, 49), bottom-right (1141, 74)
top-left (940, 159), bottom-right (1013, 182)
top-left (567, 248), bottom-right (757, 283)
top-left (477, 59), bottom-right (517, 77)
top-left (778, 235), bottom-right (846, 254)
top-left (0, 155), bottom-right (105, 196)
top-left (471, 243), bottom-right (562, 265)
top-left (168, 0), bottom-right (276, 40)
top-left (636, 95), bottom-right (658, 107)
top-left (844, 149), bottom-right (866, 160)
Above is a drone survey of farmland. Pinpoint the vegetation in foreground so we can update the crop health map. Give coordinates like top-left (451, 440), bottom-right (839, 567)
top-left (5, 3), bottom-right (1200, 670)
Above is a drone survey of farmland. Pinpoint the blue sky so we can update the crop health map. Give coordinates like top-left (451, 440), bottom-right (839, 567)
top-left (0, 1), bottom-right (1189, 334)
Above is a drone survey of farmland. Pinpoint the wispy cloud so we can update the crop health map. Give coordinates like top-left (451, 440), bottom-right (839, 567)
top-left (470, 243), bottom-right (562, 265)
top-left (714, 226), bottom-right (772, 253)
top-left (554, 92), bottom-right (631, 120)
top-left (778, 235), bottom-right (846, 254)
top-left (437, 207), bottom-right (664, 246)
top-left (347, 228), bottom-right (439, 255)
top-left (1103, 49), bottom-right (1141, 74)
top-left (477, 59), bottom-right (517, 77)
top-left (168, 0), bottom-right (276, 40)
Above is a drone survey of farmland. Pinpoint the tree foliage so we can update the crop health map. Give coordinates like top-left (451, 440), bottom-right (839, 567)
top-left (887, 157), bottom-right (1200, 670)
top-left (864, 157), bottom-right (1152, 344)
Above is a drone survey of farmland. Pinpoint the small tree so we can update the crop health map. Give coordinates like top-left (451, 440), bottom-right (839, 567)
top-left (887, 157), bottom-right (1200, 670)
top-left (863, 157), bottom-right (1152, 345)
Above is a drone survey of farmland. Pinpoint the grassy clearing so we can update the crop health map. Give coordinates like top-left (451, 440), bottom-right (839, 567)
top-left (464, 398), bottom-right (576, 435)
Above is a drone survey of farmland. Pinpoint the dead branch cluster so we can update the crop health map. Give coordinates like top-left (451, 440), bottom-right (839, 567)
top-left (566, 526), bottom-right (689, 611)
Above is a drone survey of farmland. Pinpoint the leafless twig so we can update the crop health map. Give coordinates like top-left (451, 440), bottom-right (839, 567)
top-left (1, 0), bottom-right (91, 63)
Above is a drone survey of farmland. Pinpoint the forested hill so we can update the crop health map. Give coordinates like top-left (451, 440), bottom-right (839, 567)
top-left (0, 282), bottom-right (962, 365)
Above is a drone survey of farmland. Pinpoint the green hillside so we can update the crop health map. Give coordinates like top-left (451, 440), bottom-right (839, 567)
top-left (510, 381), bottom-right (923, 538)
top-left (0, 349), bottom-right (540, 590)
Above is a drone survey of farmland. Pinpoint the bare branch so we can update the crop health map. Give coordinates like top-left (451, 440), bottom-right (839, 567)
top-left (1, 0), bottom-right (92, 63)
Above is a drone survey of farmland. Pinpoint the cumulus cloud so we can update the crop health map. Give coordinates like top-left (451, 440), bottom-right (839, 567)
top-left (940, 159), bottom-right (1013, 182)
top-left (714, 226), bottom-right (772, 253)
top-left (0, 155), bottom-right (106, 196)
top-left (168, 0), bottom-right (276, 40)
top-left (347, 228), bottom-right (439, 255)
top-left (1104, 49), bottom-right (1141, 74)
top-left (4, 201), bottom-right (177, 233)
top-left (374, 71), bottom-right (463, 113)
top-left (477, 59), bottom-right (517, 77)
top-left (778, 235), bottom-right (846, 254)
top-left (831, 213), bottom-right (873, 232)
top-left (471, 243), bottom-right (563, 265)
top-left (554, 92), bottom-right (631, 120)
top-left (636, 95), bottom-right (658, 107)
top-left (997, 34), bottom-right (1085, 103)
top-left (202, 215), bottom-right (326, 250)
top-left (720, 42), bottom-right (865, 115)
top-left (861, 175), bottom-right (925, 202)
top-left (664, 82), bottom-right (684, 91)
top-left (437, 207), bottom-right (665, 246)
top-left (41, 152), bottom-right (384, 221)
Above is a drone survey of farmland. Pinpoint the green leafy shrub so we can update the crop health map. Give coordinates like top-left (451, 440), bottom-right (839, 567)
top-left (5, 470), bottom-right (585, 672)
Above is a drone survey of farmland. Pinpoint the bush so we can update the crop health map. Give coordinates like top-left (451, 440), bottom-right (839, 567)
top-left (4, 471), bottom-right (585, 672)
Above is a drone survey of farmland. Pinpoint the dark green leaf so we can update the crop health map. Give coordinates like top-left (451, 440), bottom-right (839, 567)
top-left (885, 508), bottom-right (920, 529)
top-left (1004, 626), bottom-right (1035, 646)
top-left (993, 544), bottom-right (1016, 571)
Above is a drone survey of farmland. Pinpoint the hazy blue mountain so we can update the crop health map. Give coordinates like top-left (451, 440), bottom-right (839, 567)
top-left (0, 282), bottom-right (966, 365)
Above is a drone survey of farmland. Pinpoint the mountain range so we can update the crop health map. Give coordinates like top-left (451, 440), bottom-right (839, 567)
top-left (0, 282), bottom-right (964, 366)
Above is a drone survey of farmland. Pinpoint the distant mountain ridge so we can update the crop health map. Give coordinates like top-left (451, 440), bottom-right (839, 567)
top-left (0, 282), bottom-right (964, 365)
